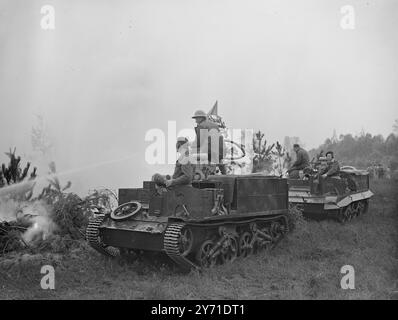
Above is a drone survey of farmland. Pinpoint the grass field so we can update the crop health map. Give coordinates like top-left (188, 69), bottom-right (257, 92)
top-left (1, 179), bottom-right (397, 300)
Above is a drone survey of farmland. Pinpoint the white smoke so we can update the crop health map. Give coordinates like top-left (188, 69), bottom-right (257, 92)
top-left (22, 214), bottom-right (57, 243)
top-left (0, 197), bottom-right (57, 244)
top-left (20, 201), bottom-right (57, 243)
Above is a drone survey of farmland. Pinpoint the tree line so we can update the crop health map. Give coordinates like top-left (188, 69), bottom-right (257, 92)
top-left (309, 129), bottom-right (398, 171)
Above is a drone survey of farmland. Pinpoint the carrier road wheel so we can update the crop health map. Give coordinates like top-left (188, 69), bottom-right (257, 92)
top-left (352, 203), bottom-right (359, 217)
top-left (220, 236), bottom-right (238, 264)
top-left (338, 208), bottom-right (348, 223)
top-left (356, 201), bottom-right (364, 216)
top-left (270, 221), bottom-right (285, 245)
top-left (179, 227), bottom-right (194, 256)
top-left (260, 227), bottom-right (272, 251)
top-left (196, 240), bottom-right (217, 268)
top-left (354, 202), bottom-right (362, 217)
top-left (339, 205), bottom-right (353, 223)
top-left (346, 205), bottom-right (354, 221)
top-left (356, 205), bottom-right (361, 217)
top-left (238, 232), bottom-right (253, 257)
top-left (253, 227), bottom-right (272, 253)
top-left (164, 224), bottom-right (199, 270)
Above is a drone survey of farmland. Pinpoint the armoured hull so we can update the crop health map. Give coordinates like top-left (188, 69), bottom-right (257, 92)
top-left (86, 175), bottom-right (290, 270)
top-left (288, 168), bottom-right (373, 222)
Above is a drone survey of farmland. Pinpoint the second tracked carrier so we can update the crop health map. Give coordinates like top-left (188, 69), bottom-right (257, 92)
top-left (289, 167), bottom-right (373, 222)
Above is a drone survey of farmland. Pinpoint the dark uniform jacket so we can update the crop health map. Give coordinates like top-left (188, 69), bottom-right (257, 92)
top-left (194, 119), bottom-right (226, 163)
top-left (291, 148), bottom-right (310, 170)
top-left (320, 159), bottom-right (340, 177)
top-left (170, 153), bottom-right (194, 187)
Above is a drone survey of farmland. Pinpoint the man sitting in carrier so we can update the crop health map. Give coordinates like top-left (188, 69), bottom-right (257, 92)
top-left (152, 137), bottom-right (194, 190)
top-left (287, 144), bottom-right (310, 179)
top-left (319, 151), bottom-right (340, 178)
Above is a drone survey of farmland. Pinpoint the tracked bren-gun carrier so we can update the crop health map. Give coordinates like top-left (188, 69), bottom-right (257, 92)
top-left (86, 174), bottom-right (289, 270)
top-left (288, 167), bottom-right (373, 222)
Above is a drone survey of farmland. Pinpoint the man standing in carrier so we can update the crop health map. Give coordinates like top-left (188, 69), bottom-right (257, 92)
top-left (192, 109), bottom-right (226, 174)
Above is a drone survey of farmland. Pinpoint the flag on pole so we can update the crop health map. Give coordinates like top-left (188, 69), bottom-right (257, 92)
top-left (207, 100), bottom-right (226, 128)
top-left (207, 101), bottom-right (218, 116)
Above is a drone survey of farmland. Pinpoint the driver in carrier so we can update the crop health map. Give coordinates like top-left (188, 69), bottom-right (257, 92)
top-left (152, 137), bottom-right (194, 190)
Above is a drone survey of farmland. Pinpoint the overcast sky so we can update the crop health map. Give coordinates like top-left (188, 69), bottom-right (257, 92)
top-left (0, 0), bottom-right (397, 194)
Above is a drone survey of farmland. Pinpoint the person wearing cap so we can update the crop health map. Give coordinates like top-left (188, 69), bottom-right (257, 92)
top-left (152, 137), bottom-right (193, 189)
top-left (192, 110), bottom-right (226, 174)
top-left (287, 144), bottom-right (310, 179)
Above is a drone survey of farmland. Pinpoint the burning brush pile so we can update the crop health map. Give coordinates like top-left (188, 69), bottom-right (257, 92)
top-left (0, 148), bottom-right (117, 255)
